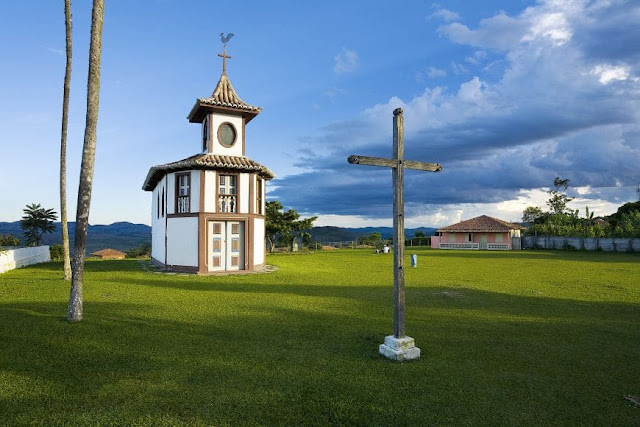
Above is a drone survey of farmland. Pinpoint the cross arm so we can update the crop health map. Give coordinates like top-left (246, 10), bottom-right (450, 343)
top-left (348, 155), bottom-right (442, 172)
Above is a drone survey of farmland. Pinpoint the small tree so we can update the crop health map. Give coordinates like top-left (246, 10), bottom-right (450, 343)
top-left (546, 177), bottom-right (574, 215)
top-left (522, 206), bottom-right (544, 224)
top-left (265, 200), bottom-right (317, 252)
top-left (290, 216), bottom-right (317, 251)
top-left (20, 203), bottom-right (58, 246)
top-left (266, 201), bottom-right (287, 253)
top-left (414, 230), bottom-right (425, 238)
top-left (361, 232), bottom-right (383, 248)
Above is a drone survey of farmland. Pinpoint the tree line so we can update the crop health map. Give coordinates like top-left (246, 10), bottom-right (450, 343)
top-left (522, 177), bottom-right (640, 238)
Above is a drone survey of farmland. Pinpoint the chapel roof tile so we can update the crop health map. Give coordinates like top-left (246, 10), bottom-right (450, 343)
top-left (188, 73), bottom-right (262, 123)
top-left (142, 153), bottom-right (275, 191)
top-left (437, 215), bottom-right (523, 233)
top-left (199, 74), bottom-right (262, 113)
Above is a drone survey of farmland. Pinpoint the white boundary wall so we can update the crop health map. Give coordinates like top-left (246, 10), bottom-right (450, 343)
top-left (0, 246), bottom-right (50, 273)
top-left (523, 236), bottom-right (640, 252)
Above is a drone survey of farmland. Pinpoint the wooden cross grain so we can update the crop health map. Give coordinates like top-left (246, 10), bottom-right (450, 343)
top-left (218, 47), bottom-right (232, 75)
top-left (348, 108), bottom-right (442, 339)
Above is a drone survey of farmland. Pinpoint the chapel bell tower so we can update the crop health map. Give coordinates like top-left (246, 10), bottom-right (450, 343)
top-left (143, 39), bottom-right (274, 273)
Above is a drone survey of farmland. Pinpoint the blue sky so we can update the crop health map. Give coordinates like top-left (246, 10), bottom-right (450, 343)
top-left (1, 0), bottom-right (639, 227)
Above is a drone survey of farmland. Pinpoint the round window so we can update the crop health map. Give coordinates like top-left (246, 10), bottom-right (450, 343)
top-left (218, 122), bottom-right (237, 147)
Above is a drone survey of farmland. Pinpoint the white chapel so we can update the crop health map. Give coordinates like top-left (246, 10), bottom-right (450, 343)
top-left (142, 48), bottom-right (274, 273)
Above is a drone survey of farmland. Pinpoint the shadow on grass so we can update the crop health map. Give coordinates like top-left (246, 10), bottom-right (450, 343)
top-left (1, 282), bottom-right (639, 425)
top-left (417, 248), bottom-right (640, 263)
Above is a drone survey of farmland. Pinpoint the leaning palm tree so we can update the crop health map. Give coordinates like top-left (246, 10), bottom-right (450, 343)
top-left (59, 0), bottom-right (73, 281)
top-left (68, 0), bottom-right (105, 323)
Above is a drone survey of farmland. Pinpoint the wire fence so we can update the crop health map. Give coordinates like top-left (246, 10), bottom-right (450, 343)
top-left (313, 237), bottom-right (432, 250)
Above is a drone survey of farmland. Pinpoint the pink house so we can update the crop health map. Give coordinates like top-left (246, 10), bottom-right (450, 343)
top-left (431, 215), bottom-right (523, 250)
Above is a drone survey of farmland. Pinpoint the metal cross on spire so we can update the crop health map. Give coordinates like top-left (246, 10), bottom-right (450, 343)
top-left (218, 32), bottom-right (234, 75)
top-left (348, 108), bottom-right (442, 361)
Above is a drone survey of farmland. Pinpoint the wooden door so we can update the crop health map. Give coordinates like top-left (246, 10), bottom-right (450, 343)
top-left (226, 221), bottom-right (244, 271)
top-left (208, 221), bottom-right (244, 272)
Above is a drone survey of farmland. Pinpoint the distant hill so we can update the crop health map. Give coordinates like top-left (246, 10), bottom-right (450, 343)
top-left (1, 221), bottom-right (436, 252)
top-left (0, 221), bottom-right (151, 255)
top-left (310, 226), bottom-right (437, 242)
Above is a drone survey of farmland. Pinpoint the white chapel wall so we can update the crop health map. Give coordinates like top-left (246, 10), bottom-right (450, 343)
top-left (204, 170), bottom-right (216, 213)
top-left (210, 113), bottom-right (244, 157)
top-left (239, 173), bottom-right (249, 214)
top-left (166, 217), bottom-right (198, 267)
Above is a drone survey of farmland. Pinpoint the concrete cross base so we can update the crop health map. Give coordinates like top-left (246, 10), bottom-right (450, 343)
top-left (379, 335), bottom-right (421, 361)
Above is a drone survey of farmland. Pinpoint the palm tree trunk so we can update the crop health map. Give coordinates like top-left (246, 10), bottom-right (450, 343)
top-left (60, 0), bottom-right (72, 281)
top-left (68, 0), bottom-right (104, 323)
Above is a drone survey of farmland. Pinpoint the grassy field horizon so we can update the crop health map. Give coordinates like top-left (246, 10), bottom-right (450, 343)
top-left (1, 249), bottom-right (639, 425)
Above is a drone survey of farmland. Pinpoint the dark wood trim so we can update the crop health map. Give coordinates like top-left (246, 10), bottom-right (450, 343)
top-left (167, 213), bottom-right (199, 218)
top-left (255, 176), bottom-right (264, 216)
top-left (200, 213), bottom-right (263, 221)
top-left (214, 171), bottom-right (218, 213)
top-left (247, 217), bottom-right (253, 270)
top-left (188, 102), bottom-right (260, 124)
top-left (175, 172), bottom-right (191, 214)
top-left (200, 170), bottom-right (206, 213)
top-left (164, 175), bottom-right (168, 266)
top-left (198, 170), bottom-right (206, 273)
top-left (198, 214), bottom-right (207, 274)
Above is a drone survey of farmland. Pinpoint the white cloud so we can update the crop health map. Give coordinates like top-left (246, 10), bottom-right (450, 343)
top-left (438, 13), bottom-right (524, 50)
top-left (334, 48), bottom-right (359, 74)
top-left (428, 7), bottom-right (461, 22)
top-left (427, 66), bottom-right (446, 78)
top-left (324, 86), bottom-right (346, 99)
top-left (590, 64), bottom-right (630, 84)
top-left (451, 61), bottom-right (468, 75)
top-left (465, 50), bottom-right (487, 65)
top-left (522, 12), bottom-right (572, 45)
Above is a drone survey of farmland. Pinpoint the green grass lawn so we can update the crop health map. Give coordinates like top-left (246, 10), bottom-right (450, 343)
top-left (1, 248), bottom-right (639, 425)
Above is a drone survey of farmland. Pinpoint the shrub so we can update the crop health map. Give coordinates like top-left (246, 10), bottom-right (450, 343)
top-left (0, 235), bottom-right (20, 247)
top-left (50, 245), bottom-right (64, 261)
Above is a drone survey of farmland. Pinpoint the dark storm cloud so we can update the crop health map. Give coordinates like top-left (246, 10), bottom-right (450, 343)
top-left (270, 1), bottom-right (640, 220)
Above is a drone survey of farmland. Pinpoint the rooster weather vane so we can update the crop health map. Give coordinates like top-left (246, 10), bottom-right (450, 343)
top-left (220, 32), bottom-right (234, 47)
top-left (218, 32), bottom-right (234, 74)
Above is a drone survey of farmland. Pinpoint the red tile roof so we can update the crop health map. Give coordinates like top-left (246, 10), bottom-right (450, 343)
top-left (90, 248), bottom-right (126, 258)
top-left (437, 215), bottom-right (523, 233)
top-left (142, 153), bottom-right (275, 191)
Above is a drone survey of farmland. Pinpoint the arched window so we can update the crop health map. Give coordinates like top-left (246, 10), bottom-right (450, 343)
top-left (202, 115), bottom-right (209, 152)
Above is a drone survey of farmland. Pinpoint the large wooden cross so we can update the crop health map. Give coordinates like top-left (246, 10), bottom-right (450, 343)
top-left (348, 108), bottom-right (442, 346)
